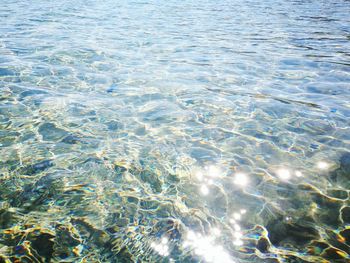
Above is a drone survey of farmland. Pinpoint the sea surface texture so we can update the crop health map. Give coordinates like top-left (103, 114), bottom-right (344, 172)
top-left (1, 0), bottom-right (350, 262)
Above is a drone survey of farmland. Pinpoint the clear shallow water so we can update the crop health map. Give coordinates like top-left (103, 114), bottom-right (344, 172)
top-left (0, 0), bottom-right (350, 262)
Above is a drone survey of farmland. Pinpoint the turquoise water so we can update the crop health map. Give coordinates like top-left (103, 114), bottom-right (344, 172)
top-left (1, 0), bottom-right (350, 262)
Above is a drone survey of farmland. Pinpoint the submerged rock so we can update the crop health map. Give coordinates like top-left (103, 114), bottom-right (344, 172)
top-left (106, 84), bottom-right (118, 93)
top-left (265, 215), bottom-right (319, 247)
top-left (19, 159), bottom-right (54, 176)
top-left (0, 159), bottom-right (20, 172)
top-left (139, 169), bottom-right (163, 193)
top-left (256, 237), bottom-right (271, 253)
top-left (70, 217), bottom-right (110, 247)
top-left (114, 163), bottom-right (127, 174)
top-left (0, 205), bottom-right (17, 229)
top-left (61, 134), bottom-right (84, 144)
top-left (329, 152), bottom-right (350, 187)
top-left (310, 191), bottom-right (343, 227)
top-left (0, 68), bottom-right (15, 77)
top-left (340, 228), bottom-right (350, 246)
top-left (1, 226), bottom-right (55, 262)
top-left (326, 189), bottom-right (348, 200)
top-left (38, 123), bottom-right (68, 141)
top-left (106, 120), bottom-right (123, 131)
top-left (341, 207), bottom-right (350, 224)
top-left (53, 223), bottom-right (82, 260)
top-left (11, 171), bottom-right (66, 209)
top-left (19, 89), bottom-right (48, 99)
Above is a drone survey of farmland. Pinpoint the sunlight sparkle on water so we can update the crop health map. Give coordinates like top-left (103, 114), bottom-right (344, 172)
top-left (229, 209), bottom-right (247, 248)
top-left (195, 171), bottom-right (204, 181)
top-left (276, 168), bottom-right (291, 180)
top-left (183, 230), bottom-right (235, 263)
top-left (207, 165), bottom-right (222, 178)
top-left (195, 165), bottom-right (223, 195)
top-left (151, 237), bottom-right (170, 257)
top-left (295, 170), bottom-right (303, 177)
top-left (233, 212), bottom-right (241, 220)
top-left (317, 161), bottom-right (329, 170)
top-left (233, 173), bottom-right (248, 186)
top-left (200, 185), bottom-right (209, 195)
top-left (211, 227), bottom-right (221, 236)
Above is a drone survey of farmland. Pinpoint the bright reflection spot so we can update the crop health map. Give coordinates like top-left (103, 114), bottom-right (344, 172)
top-left (161, 237), bottom-right (169, 244)
top-left (207, 165), bottom-right (222, 177)
top-left (187, 230), bottom-right (196, 240)
top-left (196, 171), bottom-right (204, 181)
top-left (317, 161), bottom-right (329, 170)
top-left (183, 230), bottom-right (235, 263)
top-left (233, 213), bottom-right (241, 221)
top-left (194, 165), bottom-right (223, 195)
top-left (295, 171), bottom-right (303, 177)
top-left (151, 236), bottom-right (170, 257)
top-left (234, 231), bottom-right (242, 239)
top-left (233, 173), bottom-right (248, 186)
top-left (200, 185), bottom-right (209, 195)
top-left (207, 179), bottom-right (214, 185)
top-left (276, 168), bottom-right (291, 180)
top-left (211, 227), bottom-right (221, 236)
top-left (229, 208), bottom-right (247, 248)
top-left (233, 224), bottom-right (241, 231)
top-left (233, 239), bottom-right (243, 246)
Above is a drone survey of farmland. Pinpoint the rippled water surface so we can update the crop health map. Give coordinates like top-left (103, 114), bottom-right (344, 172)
top-left (1, 0), bottom-right (350, 262)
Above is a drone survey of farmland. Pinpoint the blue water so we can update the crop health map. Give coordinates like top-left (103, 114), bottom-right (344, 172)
top-left (1, 0), bottom-right (350, 262)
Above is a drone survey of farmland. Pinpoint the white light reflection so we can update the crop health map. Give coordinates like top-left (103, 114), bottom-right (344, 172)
top-left (275, 168), bottom-right (304, 181)
top-left (194, 165), bottom-right (224, 195)
top-left (211, 227), bottom-right (221, 236)
top-left (233, 212), bottom-right (241, 221)
top-left (161, 237), bottom-right (168, 244)
top-left (150, 237), bottom-right (170, 257)
top-left (295, 170), bottom-right (303, 177)
top-left (317, 161), bottom-right (329, 170)
top-left (229, 209), bottom-right (247, 248)
top-left (200, 185), bottom-right (209, 195)
top-left (233, 173), bottom-right (248, 186)
top-left (207, 165), bottom-right (222, 178)
top-left (183, 231), bottom-right (235, 263)
top-left (196, 171), bottom-right (204, 181)
top-left (233, 239), bottom-right (243, 246)
top-left (276, 168), bottom-right (291, 180)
